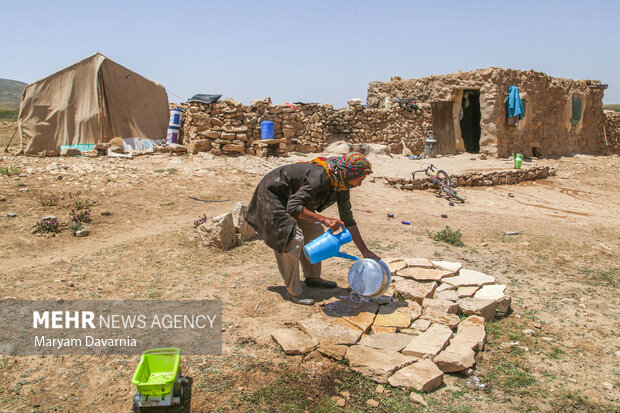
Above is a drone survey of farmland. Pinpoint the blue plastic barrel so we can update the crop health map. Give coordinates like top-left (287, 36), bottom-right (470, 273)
top-left (169, 108), bottom-right (184, 128)
top-left (166, 126), bottom-right (181, 145)
top-left (261, 121), bottom-right (274, 140)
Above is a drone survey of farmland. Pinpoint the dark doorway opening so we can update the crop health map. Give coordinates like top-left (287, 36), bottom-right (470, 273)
top-left (460, 90), bottom-right (481, 153)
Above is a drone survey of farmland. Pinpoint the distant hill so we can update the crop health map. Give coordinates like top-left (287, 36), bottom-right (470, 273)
top-left (603, 104), bottom-right (620, 113)
top-left (0, 78), bottom-right (27, 110)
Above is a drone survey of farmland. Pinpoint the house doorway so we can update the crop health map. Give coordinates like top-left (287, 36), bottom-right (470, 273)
top-left (460, 89), bottom-right (481, 153)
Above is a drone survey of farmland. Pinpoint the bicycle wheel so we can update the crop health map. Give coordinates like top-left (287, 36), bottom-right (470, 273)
top-left (442, 186), bottom-right (465, 203)
top-left (435, 170), bottom-right (450, 188)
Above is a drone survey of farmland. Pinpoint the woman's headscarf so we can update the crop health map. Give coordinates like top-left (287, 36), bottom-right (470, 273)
top-left (308, 152), bottom-right (373, 191)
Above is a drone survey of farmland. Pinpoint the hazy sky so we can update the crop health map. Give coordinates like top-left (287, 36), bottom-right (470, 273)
top-left (1, 0), bottom-right (618, 108)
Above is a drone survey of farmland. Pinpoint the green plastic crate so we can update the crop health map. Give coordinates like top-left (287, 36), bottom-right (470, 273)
top-left (131, 348), bottom-right (181, 396)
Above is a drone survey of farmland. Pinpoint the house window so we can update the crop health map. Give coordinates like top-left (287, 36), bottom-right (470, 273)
top-left (571, 96), bottom-right (583, 126)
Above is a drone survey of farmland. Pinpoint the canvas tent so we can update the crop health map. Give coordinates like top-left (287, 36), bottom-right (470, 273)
top-left (18, 52), bottom-right (169, 154)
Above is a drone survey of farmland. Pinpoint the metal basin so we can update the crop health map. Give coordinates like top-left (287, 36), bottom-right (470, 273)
top-left (347, 258), bottom-right (391, 297)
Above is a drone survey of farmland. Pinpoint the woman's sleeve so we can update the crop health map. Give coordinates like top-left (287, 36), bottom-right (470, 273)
top-left (286, 174), bottom-right (327, 218)
top-left (337, 191), bottom-right (356, 227)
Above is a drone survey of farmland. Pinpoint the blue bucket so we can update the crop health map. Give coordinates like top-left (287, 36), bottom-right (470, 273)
top-left (261, 121), bottom-right (274, 140)
top-left (303, 228), bottom-right (358, 264)
top-left (166, 126), bottom-right (181, 145)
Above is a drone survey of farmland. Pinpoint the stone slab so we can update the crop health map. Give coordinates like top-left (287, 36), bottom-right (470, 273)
top-left (298, 313), bottom-right (363, 346)
top-left (359, 333), bottom-right (414, 352)
top-left (404, 258), bottom-right (434, 268)
top-left (431, 260), bottom-right (463, 274)
top-left (435, 289), bottom-right (459, 302)
top-left (458, 298), bottom-right (499, 322)
top-left (451, 315), bottom-right (486, 351)
top-left (371, 326), bottom-right (397, 334)
top-left (271, 328), bottom-right (318, 355)
top-left (456, 286), bottom-right (480, 298)
top-left (410, 318), bottom-right (432, 331)
top-left (388, 359), bottom-right (444, 392)
top-left (345, 345), bottom-right (417, 383)
top-left (323, 299), bottom-right (380, 333)
top-left (373, 302), bottom-right (412, 328)
top-left (387, 259), bottom-right (407, 275)
top-left (318, 343), bottom-right (349, 360)
top-left (436, 283), bottom-right (456, 293)
top-left (397, 267), bottom-right (453, 282)
top-left (442, 269), bottom-right (495, 288)
top-left (402, 324), bottom-right (453, 358)
top-left (473, 284), bottom-right (511, 313)
top-left (420, 308), bottom-right (461, 329)
top-left (422, 298), bottom-right (459, 314)
top-left (433, 343), bottom-right (476, 372)
top-left (393, 280), bottom-right (437, 304)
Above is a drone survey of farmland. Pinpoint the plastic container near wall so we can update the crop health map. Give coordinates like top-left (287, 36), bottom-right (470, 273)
top-left (166, 126), bottom-right (180, 145)
top-left (261, 121), bottom-right (274, 140)
top-left (169, 108), bottom-right (184, 128)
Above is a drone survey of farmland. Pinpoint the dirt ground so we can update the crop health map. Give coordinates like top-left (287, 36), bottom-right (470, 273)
top-left (0, 144), bottom-right (618, 412)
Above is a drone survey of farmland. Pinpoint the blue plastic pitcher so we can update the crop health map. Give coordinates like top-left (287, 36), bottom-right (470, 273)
top-left (303, 228), bottom-right (358, 264)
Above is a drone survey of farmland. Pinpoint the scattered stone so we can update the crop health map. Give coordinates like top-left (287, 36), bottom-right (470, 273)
top-left (0, 196), bottom-right (6, 201)
top-left (420, 308), bottom-right (461, 329)
top-left (456, 286), bottom-right (480, 298)
top-left (523, 329), bottom-right (535, 336)
top-left (436, 283), bottom-right (456, 293)
top-left (318, 344), bottom-right (348, 360)
top-left (508, 193), bottom-right (515, 198)
top-left (402, 324), bottom-right (453, 358)
top-left (345, 345), bottom-right (417, 383)
top-left (410, 318), bottom-right (432, 332)
top-left (397, 267), bottom-right (453, 282)
top-left (299, 313), bottom-right (363, 346)
top-left (404, 258), bottom-right (434, 268)
top-left (359, 333), bottom-right (413, 352)
top-left (451, 316), bottom-right (486, 350)
top-left (375, 385), bottom-right (384, 394)
top-left (61, 147), bottom-right (82, 156)
top-left (504, 230), bottom-right (520, 235)
top-left (393, 279), bottom-right (437, 304)
top-left (422, 298), bottom-right (459, 314)
top-left (435, 289), bottom-right (459, 302)
top-left (196, 212), bottom-right (237, 250)
top-left (442, 269), bottom-right (495, 288)
top-left (431, 260), bottom-right (462, 274)
top-left (373, 302), bottom-right (412, 329)
top-left (339, 391), bottom-right (350, 399)
top-left (331, 396), bottom-right (346, 407)
top-left (370, 295), bottom-right (392, 305)
top-left (324, 299), bottom-right (379, 333)
top-left (473, 284), bottom-right (511, 313)
top-left (75, 228), bottom-right (90, 237)
top-left (614, 350), bottom-right (620, 357)
top-left (459, 298), bottom-right (499, 321)
top-left (434, 343), bottom-right (476, 372)
top-left (231, 202), bottom-right (255, 242)
top-left (388, 359), bottom-right (444, 392)
top-left (602, 382), bottom-right (614, 391)
top-left (6, 213), bottom-right (17, 218)
top-left (409, 392), bottom-right (428, 407)
top-left (366, 399), bottom-right (380, 408)
top-left (271, 328), bottom-right (317, 355)
top-left (542, 337), bottom-right (553, 342)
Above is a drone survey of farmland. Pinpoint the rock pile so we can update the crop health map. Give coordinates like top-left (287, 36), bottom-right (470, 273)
top-left (383, 165), bottom-right (555, 190)
top-left (195, 202), bottom-right (255, 250)
top-left (271, 258), bottom-right (511, 393)
top-left (176, 97), bottom-right (432, 157)
top-left (603, 110), bottom-right (620, 154)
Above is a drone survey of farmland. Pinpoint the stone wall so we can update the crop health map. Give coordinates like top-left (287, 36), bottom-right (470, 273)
top-left (603, 110), bottom-right (620, 154)
top-left (382, 166), bottom-right (555, 190)
top-left (176, 98), bottom-right (433, 157)
top-left (367, 68), bottom-right (607, 158)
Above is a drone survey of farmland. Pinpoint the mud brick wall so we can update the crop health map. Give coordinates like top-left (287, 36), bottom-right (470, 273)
top-left (367, 68), bottom-right (607, 158)
top-left (382, 166), bottom-right (555, 190)
top-left (174, 98), bottom-right (433, 157)
top-left (603, 110), bottom-right (620, 154)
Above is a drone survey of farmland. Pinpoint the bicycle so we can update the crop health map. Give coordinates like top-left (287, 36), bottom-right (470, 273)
top-left (412, 164), bottom-right (465, 203)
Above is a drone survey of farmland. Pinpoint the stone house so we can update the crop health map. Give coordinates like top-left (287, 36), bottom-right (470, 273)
top-left (367, 68), bottom-right (608, 157)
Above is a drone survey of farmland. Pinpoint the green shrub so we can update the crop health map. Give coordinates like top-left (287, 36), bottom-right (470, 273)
top-left (0, 166), bottom-right (20, 176)
top-left (33, 218), bottom-right (60, 234)
top-left (428, 225), bottom-right (464, 246)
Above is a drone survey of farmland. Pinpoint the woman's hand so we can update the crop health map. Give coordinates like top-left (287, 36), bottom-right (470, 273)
top-left (361, 249), bottom-right (381, 260)
top-left (321, 217), bottom-right (345, 232)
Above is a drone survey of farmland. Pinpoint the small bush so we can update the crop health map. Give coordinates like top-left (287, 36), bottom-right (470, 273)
top-left (428, 225), bottom-right (464, 246)
top-left (33, 218), bottom-right (60, 234)
top-left (70, 221), bottom-right (84, 236)
top-left (0, 166), bottom-right (20, 176)
top-left (70, 191), bottom-right (94, 210)
top-left (70, 209), bottom-right (91, 224)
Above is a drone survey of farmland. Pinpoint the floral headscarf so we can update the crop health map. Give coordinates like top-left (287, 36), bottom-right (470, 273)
top-left (308, 152), bottom-right (373, 191)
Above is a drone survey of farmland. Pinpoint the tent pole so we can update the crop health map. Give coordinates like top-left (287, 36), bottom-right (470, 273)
top-left (4, 127), bottom-right (17, 153)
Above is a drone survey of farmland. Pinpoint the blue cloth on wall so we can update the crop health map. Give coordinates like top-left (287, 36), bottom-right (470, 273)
top-left (506, 85), bottom-right (524, 119)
